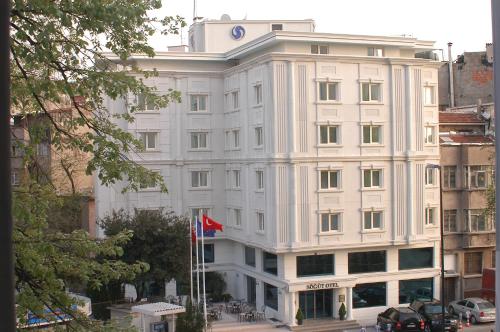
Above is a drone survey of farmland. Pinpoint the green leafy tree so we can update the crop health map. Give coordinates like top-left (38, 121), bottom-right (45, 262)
top-left (176, 297), bottom-right (205, 332)
top-left (100, 209), bottom-right (190, 301)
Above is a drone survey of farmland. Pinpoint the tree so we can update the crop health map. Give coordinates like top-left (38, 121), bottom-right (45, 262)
top-left (176, 297), bottom-right (205, 332)
top-left (100, 209), bottom-right (190, 301)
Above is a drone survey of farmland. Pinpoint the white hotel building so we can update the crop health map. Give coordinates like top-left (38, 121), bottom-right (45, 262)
top-left (97, 18), bottom-right (443, 325)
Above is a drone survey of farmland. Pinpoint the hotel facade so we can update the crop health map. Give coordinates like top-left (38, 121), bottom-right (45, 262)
top-left (97, 18), bottom-right (443, 325)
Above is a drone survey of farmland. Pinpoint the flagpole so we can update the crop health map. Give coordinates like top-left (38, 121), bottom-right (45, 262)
top-left (195, 217), bottom-right (200, 306)
top-left (201, 216), bottom-right (208, 330)
top-left (189, 217), bottom-right (194, 303)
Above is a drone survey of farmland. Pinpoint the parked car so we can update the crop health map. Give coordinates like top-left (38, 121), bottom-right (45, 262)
top-left (410, 300), bottom-right (458, 331)
top-left (377, 307), bottom-right (425, 331)
top-left (448, 298), bottom-right (495, 324)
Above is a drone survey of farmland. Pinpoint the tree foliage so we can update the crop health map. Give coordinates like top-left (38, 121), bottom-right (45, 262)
top-left (176, 297), bottom-right (205, 332)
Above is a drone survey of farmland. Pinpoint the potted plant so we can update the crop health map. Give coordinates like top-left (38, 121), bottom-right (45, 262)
top-left (295, 308), bottom-right (304, 325)
top-left (338, 302), bottom-right (347, 321)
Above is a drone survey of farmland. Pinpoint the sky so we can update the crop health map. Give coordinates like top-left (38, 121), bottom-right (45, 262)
top-left (153, 0), bottom-right (493, 60)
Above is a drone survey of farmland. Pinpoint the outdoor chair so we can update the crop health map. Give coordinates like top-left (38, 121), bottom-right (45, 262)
top-left (256, 305), bottom-right (266, 321)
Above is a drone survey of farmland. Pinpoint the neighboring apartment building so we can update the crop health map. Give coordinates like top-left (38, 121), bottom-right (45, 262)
top-left (97, 17), bottom-right (442, 325)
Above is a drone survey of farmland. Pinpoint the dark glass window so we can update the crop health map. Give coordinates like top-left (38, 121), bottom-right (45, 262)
top-left (197, 244), bottom-right (214, 263)
top-left (263, 252), bottom-right (278, 275)
top-left (348, 251), bottom-right (386, 274)
top-left (399, 247), bottom-right (433, 270)
top-left (399, 278), bottom-right (434, 304)
top-left (264, 283), bottom-right (278, 310)
top-left (271, 24), bottom-right (283, 31)
top-left (353, 282), bottom-right (386, 308)
top-left (297, 254), bottom-right (334, 277)
top-left (245, 246), bottom-right (256, 267)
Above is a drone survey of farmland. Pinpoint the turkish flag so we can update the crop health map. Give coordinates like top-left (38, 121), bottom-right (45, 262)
top-left (202, 215), bottom-right (223, 232)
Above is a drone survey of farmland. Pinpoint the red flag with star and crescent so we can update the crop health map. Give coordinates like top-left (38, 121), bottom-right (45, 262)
top-left (202, 214), bottom-right (223, 232)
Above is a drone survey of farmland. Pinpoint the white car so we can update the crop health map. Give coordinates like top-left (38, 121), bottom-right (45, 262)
top-left (448, 298), bottom-right (495, 324)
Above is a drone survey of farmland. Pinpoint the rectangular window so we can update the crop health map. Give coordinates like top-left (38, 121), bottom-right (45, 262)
top-left (233, 130), bottom-right (240, 148)
top-left (425, 208), bottom-right (436, 226)
top-left (255, 127), bottom-right (263, 146)
top-left (443, 166), bottom-right (457, 188)
top-left (362, 125), bottom-right (381, 144)
top-left (137, 93), bottom-right (156, 111)
top-left (11, 171), bottom-right (19, 186)
top-left (257, 212), bottom-right (265, 231)
top-left (271, 24), bottom-right (283, 31)
top-left (191, 171), bottom-right (209, 188)
top-left (139, 132), bottom-right (158, 150)
top-left (263, 252), bottom-right (277, 275)
top-left (464, 252), bottom-right (482, 275)
top-left (232, 170), bottom-right (240, 188)
top-left (465, 209), bottom-right (492, 232)
top-left (425, 167), bottom-right (435, 185)
top-left (37, 143), bottom-right (49, 156)
top-left (297, 254), bottom-right (335, 277)
top-left (245, 246), bottom-right (256, 267)
top-left (319, 125), bottom-right (338, 144)
top-left (197, 243), bottom-right (214, 263)
top-left (319, 82), bottom-right (339, 101)
top-left (139, 170), bottom-right (159, 190)
top-left (361, 82), bottom-right (381, 102)
top-left (368, 47), bottom-right (384, 57)
top-left (311, 45), bottom-right (329, 54)
top-left (348, 250), bottom-right (386, 274)
top-left (353, 282), bottom-right (386, 308)
top-left (234, 208), bottom-right (241, 226)
top-left (399, 247), bottom-right (433, 270)
top-left (254, 84), bottom-right (263, 105)
top-left (320, 170), bottom-right (340, 190)
top-left (224, 131), bottom-right (230, 149)
top-left (363, 211), bottom-right (382, 230)
top-left (424, 86), bottom-right (435, 105)
top-left (190, 95), bottom-right (207, 112)
top-left (232, 91), bottom-right (239, 109)
top-left (190, 132), bottom-right (208, 149)
top-left (424, 126), bottom-right (436, 144)
top-left (320, 213), bottom-right (341, 232)
top-left (465, 165), bottom-right (492, 189)
top-left (399, 278), bottom-right (433, 304)
top-left (256, 170), bottom-right (264, 190)
top-left (191, 208), bottom-right (210, 222)
top-left (444, 210), bottom-right (457, 233)
top-left (264, 283), bottom-right (278, 310)
top-left (363, 169), bottom-right (382, 188)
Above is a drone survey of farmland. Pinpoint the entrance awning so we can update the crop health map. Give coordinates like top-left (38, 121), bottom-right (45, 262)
top-left (131, 302), bottom-right (185, 316)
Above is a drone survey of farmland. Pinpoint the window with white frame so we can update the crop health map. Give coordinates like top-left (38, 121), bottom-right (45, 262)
top-left (255, 127), bottom-right (263, 146)
top-left (233, 129), bottom-right (240, 148)
top-left (139, 132), bottom-right (158, 150)
top-left (225, 131), bottom-right (230, 149)
top-left (361, 82), bottom-right (382, 102)
top-left (192, 208), bottom-right (210, 222)
top-left (190, 132), bottom-right (208, 149)
top-left (11, 171), bottom-right (19, 186)
top-left (444, 210), bottom-right (457, 233)
top-left (368, 47), bottom-right (384, 57)
top-left (254, 84), bottom-right (263, 105)
top-left (234, 208), bottom-right (242, 227)
top-left (190, 95), bottom-right (207, 112)
top-left (224, 93), bottom-right (230, 110)
top-left (318, 82), bottom-right (339, 101)
top-left (257, 212), bottom-right (265, 231)
top-left (362, 125), bottom-right (381, 144)
top-left (37, 143), bottom-right (49, 156)
top-left (225, 170), bottom-right (231, 188)
top-left (424, 86), bottom-right (435, 105)
top-left (137, 93), bottom-right (156, 111)
top-left (425, 167), bottom-right (435, 185)
top-left (424, 126), bottom-right (436, 144)
top-left (465, 165), bottom-right (493, 189)
top-left (364, 211), bottom-right (383, 230)
top-left (191, 170), bottom-right (209, 188)
top-left (232, 91), bottom-right (239, 109)
top-left (321, 213), bottom-right (341, 232)
top-left (363, 169), bottom-right (382, 188)
top-left (319, 125), bottom-right (339, 144)
top-left (233, 170), bottom-right (240, 188)
top-left (311, 45), bottom-right (329, 54)
top-left (425, 207), bottom-right (436, 226)
top-left (320, 170), bottom-right (340, 190)
top-left (464, 209), bottom-right (493, 232)
top-left (256, 170), bottom-right (264, 190)
top-left (139, 170), bottom-right (159, 190)
top-left (443, 166), bottom-right (457, 188)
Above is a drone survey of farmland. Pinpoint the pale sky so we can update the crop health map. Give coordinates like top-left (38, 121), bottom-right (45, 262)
top-left (154, 0), bottom-right (493, 60)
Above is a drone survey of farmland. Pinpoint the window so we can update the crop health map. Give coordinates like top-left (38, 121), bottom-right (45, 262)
top-left (255, 127), bottom-right (263, 146)
top-left (191, 171), bottom-right (209, 188)
top-left (190, 95), bottom-right (207, 112)
top-left (425, 208), bottom-right (436, 226)
top-left (321, 213), bottom-right (341, 232)
top-left (353, 282), bottom-right (386, 308)
top-left (399, 248), bottom-right (433, 270)
top-left (348, 251), bottom-right (386, 274)
top-left (363, 169), bottom-right (382, 188)
top-left (233, 129), bottom-right (240, 148)
top-left (464, 209), bottom-right (493, 232)
top-left (139, 132), bottom-right (158, 150)
top-left (443, 166), bottom-right (457, 188)
top-left (191, 208), bottom-right (210, 222)
top-left (444, 210), bottom-right (458, 233)
top-left (224, 131), bottom-right (230, 149)
top-left (264, 283), bottom-right (278, 310)
top-left (234, 208), bottom-right (242, 226)
top-left (233, 170), bottom-right (240, 188)
top-left (37, 143), bottom-right (49, 156)
top-left (245, 246), bottom-right (256, 267)
top-left (320, 170), bottom-right (340, 189)
top-left (271, 24), bottom-right (283, 31)
top-left (232, 91), bottom-right (239, 109)
top-left (139, 171), bottom-right (159, 190)
top-left (368, 47), bottom-right (384, 57)
top-left (263, 252), bottom-right (277, 275)
top-left (137, 93), bottom-right (156, 111)
top-left (362, 125), bottom-right (381, 144)
top-left (425, 167), bottom-right (435, 185)
top-left (424, 86), bottom-right (435, 105)
top-left (297, 254), bottom-right (335, 277)
top-left (363, 211), bottom-right (383, 230)
top-left (198, 244), bottom-right (214, 263)
top-left (319, 125), bottom-right (339, 144)
top-left (190, 132), bottom-right (208, 149)
top-left (361, 82), bottom-right (381, 102)
top-left (257, 212), bottom-right (265, 231)
top-left (254, 84), bottom-right (263, 105)
top-left (399, 278), bottom-right (433, 304)
top-left (11, 171), bottom-right (19, 186)
top-left (318, 82), bottom-right (339, 101)
top-left (256, 170), bottom-right (264, 190)
top-left (464, 252), bottom-right (482, 275)
top-left (311, 45), bottom-right (329, 54)
top-left (424, 126), bottom-right (436, 144)
top-left (465, 165), bottom-right (493, 189)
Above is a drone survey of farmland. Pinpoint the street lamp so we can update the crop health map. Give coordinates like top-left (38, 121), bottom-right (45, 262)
top-left (427, 164), bottom-right (445, 332)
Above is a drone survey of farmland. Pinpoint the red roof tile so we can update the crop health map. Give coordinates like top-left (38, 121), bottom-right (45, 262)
top-left (439, 112), bottom-right (485, 124)
top-left (440, 135), bottom-right (494, 144)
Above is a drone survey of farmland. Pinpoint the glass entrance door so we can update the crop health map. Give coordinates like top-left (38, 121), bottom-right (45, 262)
top-left (298, 289), bottom-right (333, 319)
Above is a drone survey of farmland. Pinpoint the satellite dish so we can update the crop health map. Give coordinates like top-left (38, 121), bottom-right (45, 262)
top-left (221, 14), bottom-right (231, 21)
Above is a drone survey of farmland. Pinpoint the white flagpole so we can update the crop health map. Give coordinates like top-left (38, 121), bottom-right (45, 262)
top-left (201, 216), bottom-right (208, 329)
top-left (189, 217), bottom-right (194, 303)
top-left (195, 217), bottom-right (200, 306)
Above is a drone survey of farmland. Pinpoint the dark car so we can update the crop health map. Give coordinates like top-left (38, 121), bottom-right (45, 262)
top-left (377, 307), bottom-right (425, 331)
top-left (410, 300), bottom-right (458, 331)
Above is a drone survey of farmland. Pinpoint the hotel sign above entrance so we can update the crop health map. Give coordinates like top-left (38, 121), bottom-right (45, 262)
top-left (287, 279), bottom-right (357, 292)
top-left (305, 282), bottom-right (339, 290)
